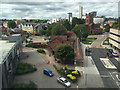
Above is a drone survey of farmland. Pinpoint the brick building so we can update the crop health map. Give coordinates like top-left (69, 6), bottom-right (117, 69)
top-left (85, 13), bottom-right (102, 35)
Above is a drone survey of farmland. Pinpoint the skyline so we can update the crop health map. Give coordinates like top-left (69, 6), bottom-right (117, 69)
top-left (0, 2), bottom-right (119, 19)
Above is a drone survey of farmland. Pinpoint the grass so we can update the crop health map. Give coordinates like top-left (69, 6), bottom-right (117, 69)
top-left (81, 40), bottom-right (92, 44)
top-left (87, 37), bottom-right (97, 40)
top-left (16, 63), bottom-right (37, 75)
top-left (12, 81), bottom-right (37, 88)
top-left (103, 43), bottom-right (110, 45)
top-left (37, 48), bottom-right (46, 55)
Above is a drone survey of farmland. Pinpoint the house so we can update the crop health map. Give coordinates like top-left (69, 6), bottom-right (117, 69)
top-left (47, 31), bottom-right (77, 55)
top-left (19, 23), bottom-right (42, 34)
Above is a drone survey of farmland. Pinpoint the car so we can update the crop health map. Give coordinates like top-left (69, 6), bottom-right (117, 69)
top-left (43, 69), bottom-right (54, 77)
top-left (57, 77), bottom-right (71, 87)
top-left (112, 52), bottom-right (119, 57)
top-left (107, 53), bottom-right (113, 58)
top-left (108, 49), bottom-right (113, 54)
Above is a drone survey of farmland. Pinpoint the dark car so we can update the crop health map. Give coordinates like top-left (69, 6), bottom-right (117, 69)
top-left (108, 49), bottom-right (113, 54)
top-left (107, 53), bottom-right (113, 58)
top-left (43, 69), bottom-right (54, 77)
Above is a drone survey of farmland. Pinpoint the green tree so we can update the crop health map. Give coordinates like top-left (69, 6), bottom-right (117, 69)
top-left (63, 20), bottom-right (72, 30)
top-left (51, 24), bottom-right (67, 35)
top-left (111, 22), bottom-right (119, 29)
top-left (46, 23), bottom-right (56, 36)
top-left (105, 24), bottom-right (110, 32)
top-left (72, 25), bottom-right (89, 41)
top-left (55, 44), bottom-right (75, 64)
top-left (8, 20), bottom-right (17, 29)
top-left (72, 17), bottom-right (85, 29)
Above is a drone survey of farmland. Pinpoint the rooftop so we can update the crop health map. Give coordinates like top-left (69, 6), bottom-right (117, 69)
top-left (0, 40), bottom-right (16, 64)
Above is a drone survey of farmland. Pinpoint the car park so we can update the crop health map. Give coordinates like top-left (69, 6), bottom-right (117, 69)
top-left (57, 77), bottom-right (71, 87)
top-left (43, 69), bottom-right (54, 77)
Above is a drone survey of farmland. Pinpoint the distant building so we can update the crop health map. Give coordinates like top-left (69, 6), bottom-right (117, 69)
top-left (47, 18), bottom-right (64, 24)
top-left (66, 13), bottom-right (72, 24)
top-left (19, 23), bottom-right (42, 34)
top-left (93, 16), bottom-right (105, 25)
top-left (90, 11), bottom-right (97, 18)
top-left (85, 13), bottom-right (102, 35)
top-left (105, 19), bottom-right (116, 26)
top-left (79, 6), bottom-right (83, 19)
top-left (1, 34), bottom-right (23, 88)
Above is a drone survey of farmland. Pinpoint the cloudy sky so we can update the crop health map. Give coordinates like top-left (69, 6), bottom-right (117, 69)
top-left (0, 0), bottom-right (120, 19)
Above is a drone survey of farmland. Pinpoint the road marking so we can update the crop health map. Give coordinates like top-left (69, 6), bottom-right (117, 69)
top-left (116, 75), bottom-right (120, 81)
top-left (109, 72), bottom-right (115, 80)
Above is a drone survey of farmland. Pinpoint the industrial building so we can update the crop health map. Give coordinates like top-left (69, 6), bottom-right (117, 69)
top-left (0, 34), bottom-right (23, 88)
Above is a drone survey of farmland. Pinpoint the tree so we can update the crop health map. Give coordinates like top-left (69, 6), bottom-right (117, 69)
top-left (105, 24), bottom-right (110, 32)
top-left (51, 24), bottom-right (67, 35)
top-left (72, 17), bottom-right (85, 29)
top-left (62, 20), bottom-right (72, 30)
top-left (8, 20), bottom-right (17, 29)
top-left (46, 23), bottom-right (56, 36)
top-left (55, 44), bottom-right (75, 64)
top-left (111, 23), bottom-right (119, 29)
top-left (72, 25), bottom-right (89, 41)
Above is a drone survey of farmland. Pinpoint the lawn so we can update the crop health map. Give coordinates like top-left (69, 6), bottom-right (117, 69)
top-left (12, 81), bottom-right (37, 88)
top-left (103, 37), bottom-right (110, 45)
top-left (37, 48), bottom-right (46, 55)
top-left (103, 42), bottom-right (110, 45)
top-left (16, 63), bottom-right (37, 75)
top-left (81, 40), bottom-right (92, 44)
top-left (87, 37), bottom-right (97, 40)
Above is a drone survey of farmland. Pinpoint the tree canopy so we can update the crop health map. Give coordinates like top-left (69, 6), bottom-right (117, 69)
top-left (55, 44), bottom-right (75, 64)
top-left (62, 20), bottom-right (72, 30)
top-left (105, 24), bottom-right (110, 32)
top-left (72, 25), bottom-right (89, 40)
top-left (7, 20), bottom-right (17, 29)
top-left (52, 24), bottom-right (67, 35)
top-left (72, 17), bottom-right (85, 28)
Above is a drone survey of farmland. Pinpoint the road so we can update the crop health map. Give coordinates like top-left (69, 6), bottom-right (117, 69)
top-left (91, 48), bottom-right (120, 88)
top-left (91, 33), bottom-right (108, 48)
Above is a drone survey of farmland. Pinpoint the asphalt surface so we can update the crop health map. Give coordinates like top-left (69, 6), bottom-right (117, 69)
top-left (91, 48), bottom-right (119, 88)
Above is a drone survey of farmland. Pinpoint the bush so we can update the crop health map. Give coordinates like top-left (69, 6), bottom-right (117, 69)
top-left (37, 48), bottom-right (46, 55)
top-left (26, 44), bottom-right (33, 47)
top-left (16, 63), bottom-right (37, 75)
top-left (12, 81), bottom-right (37, 89)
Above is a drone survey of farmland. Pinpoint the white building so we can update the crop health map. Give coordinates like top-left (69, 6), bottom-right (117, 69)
top-left (79, 6), bottom-right (83, 19)
top-left (93, 17), bottom-right (105, 25)
top-left (47, 18), bottom-right (64, 24)
top-left (66, 13), bottom-right (72, 24)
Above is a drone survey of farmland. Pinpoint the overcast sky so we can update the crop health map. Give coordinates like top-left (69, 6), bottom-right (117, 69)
top-left (0, 0), bottom-right (120, 19)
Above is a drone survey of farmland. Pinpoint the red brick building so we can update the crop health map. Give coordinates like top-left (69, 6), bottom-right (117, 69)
top-left (85, 13), bottom-right (102, 35)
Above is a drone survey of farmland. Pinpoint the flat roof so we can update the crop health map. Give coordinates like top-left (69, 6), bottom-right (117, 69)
top-left (0, 40), bottom-right (16, 64)
top-left (11, 34), bottom-right (21, 36)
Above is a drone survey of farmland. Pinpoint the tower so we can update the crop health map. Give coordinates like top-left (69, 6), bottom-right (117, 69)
top-left (66, 13), bottom-right (72, 24)
top-left (79, 6), bottom-right (83, 19)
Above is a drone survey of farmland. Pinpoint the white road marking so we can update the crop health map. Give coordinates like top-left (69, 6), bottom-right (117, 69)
top-left (109, 72), bottom-right (115, 80)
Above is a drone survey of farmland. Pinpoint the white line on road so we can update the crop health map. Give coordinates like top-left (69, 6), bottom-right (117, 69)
top-left (109, 72), bottom-right (115, 80)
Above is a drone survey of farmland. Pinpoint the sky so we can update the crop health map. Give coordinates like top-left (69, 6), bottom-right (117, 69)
top-left (0, 0), bottom-right (120, 19)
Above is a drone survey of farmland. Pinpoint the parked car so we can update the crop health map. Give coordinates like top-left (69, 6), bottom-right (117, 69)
top-left (85, 46), bottom-right (91, 52)
top-left (108, 49), bottom-right (113, 54)
top-left (112, 52), bottom-right (119, 57)
top-left (107, 53), bottom-right (113, 58)
top-left (57, 77), bottom-right (71, 87)
top-left (43, 69), bottom-right (54, 77)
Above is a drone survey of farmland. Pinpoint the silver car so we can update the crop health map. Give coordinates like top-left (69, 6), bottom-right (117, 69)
top-left (57, 77), bottom-right (71, 87)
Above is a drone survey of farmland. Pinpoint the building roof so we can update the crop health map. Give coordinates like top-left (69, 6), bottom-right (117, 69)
top-left (0, 40), bottom-right (16, 64)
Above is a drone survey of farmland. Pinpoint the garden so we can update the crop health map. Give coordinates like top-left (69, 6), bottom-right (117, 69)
top-left (15, 62), bottom-right (37, 75)
top-left (53, 65), bottom-right (81, 83)
top-left (37, 48), bottom-right (46, 55)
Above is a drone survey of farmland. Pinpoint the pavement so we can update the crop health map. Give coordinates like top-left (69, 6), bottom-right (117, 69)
top-left (75, 43), bottom-right (104, 88)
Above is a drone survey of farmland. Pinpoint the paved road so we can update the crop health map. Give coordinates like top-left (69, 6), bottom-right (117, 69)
top-left (91, 48), bottom-right (119, 88)
top-left (91, 33), bottom-right (108, 48)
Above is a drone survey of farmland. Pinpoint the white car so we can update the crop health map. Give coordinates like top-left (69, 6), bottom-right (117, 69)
top-left (57, 77), bottom-right (71, 87)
